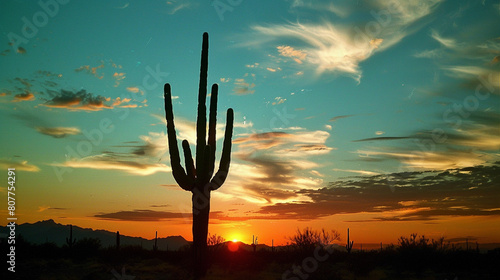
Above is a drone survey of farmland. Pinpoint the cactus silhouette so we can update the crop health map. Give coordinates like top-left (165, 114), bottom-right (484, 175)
top-left (66, 224), bottom-right (76, 249)
top-left (346, 228), bottom-right (354, 253)
top-left (164, 32), bottom-right (234, 278)
top-left (252, 235), bottom-right (258, 252)
top-left (116, 231), bottom-right (120, 250)
top-left (153, 231), bottom-right (158, 251)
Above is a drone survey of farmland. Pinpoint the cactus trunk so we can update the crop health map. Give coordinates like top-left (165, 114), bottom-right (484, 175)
top-left (116, 231), bottom-right (120, 250)
top-left (164, 32), bottom-right (233, 279)
top-left (66, 224), bottom-right (76, 250)
top-left (346, 228), bottom-right (354, 253)
top-left (193, 194), bottom-right (210, 274)
top-left (153, 231), bottom-right (158, 251)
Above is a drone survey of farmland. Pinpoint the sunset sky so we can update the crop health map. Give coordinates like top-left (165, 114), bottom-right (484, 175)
top-left (1, 0), bottom-right (499, 246)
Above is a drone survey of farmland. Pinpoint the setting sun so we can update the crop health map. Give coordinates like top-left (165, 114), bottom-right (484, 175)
top-left (226, 233), bottom-right (244, 244)
top-left (228, 240), bottom-right (239, 252)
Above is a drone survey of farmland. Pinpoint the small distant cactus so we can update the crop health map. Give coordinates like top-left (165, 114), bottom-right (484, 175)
top-left (153, 231), bottom-right (158, 251)
top-left (116, 231), bottom-right (120, 250)
top-left (66, 224), bottom-right (76, 248)
top-left (252, 235), bottom-right (258, 252)
top-left (346, 228), bottom-right (354, 253)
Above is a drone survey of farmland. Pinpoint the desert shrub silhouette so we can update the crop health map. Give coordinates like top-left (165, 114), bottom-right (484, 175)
top-left (163, 32), bottom-right (233, 278)
top-left (207, 233), bottom-right (226, 254)
top-left (288, 227), bottom-right (340, 254)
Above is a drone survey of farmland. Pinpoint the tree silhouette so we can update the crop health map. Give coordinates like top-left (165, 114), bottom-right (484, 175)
top-left (164, 32), bottom-right (234, 278)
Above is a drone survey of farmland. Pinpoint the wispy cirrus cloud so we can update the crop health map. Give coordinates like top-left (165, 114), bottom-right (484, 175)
top-left (431, 29), bottom-right (460, 49)
top-left (288, 0), bottom-right (350, 18)
top-left (166, 0), bottom-right (192, 15)
top-left (224, 129), bottom-right (333, 203)
top-left (353, 136), bottom-right (411, 142)
top-left (276, 45), bottom-right (307, 64)
top-left (59, 154), bottom-right (171, 176)
top-left (0, 158), bottom-right (40, 172)
top-left (356, 149), bottom-right (490, 171)
top-left (114, 131), bottom-right (168, 159)
top-left (353, 110), bottom-right (500, 171)
top-left (252, 22), bottom-right (375, 81)
top-left (53, 128), bottom-right (172, 176)
top-left (95, 209), bottom-right (189, 221)
top-left (35, 126), bottom-right (81, 138)
top-left (415, 21), bottom-right (500, 97)
top-left (248, 0), bottom-right (442, 81)
top-left (93, 209), bottom-right (254, 223)
top-left (329, 114), bottom-right (356, 122)
top-left (234, 132), bottom-right (291, 149)
top-left (37, 206), bottom-right (67, 212)
top-left (332, 168), bottom-right (380, 176)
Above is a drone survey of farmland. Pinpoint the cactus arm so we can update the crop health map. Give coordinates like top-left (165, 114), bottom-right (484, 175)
top-left (207, 84), bottom-right (218, 178)
top-left (182, 140), bottom-right (196, 184)
top-left (164, 83), bottom-right (192, 191)
top-left (210, 108), bottom-right (233, 190)
top-left (196, 32), bottom-right (209, 176)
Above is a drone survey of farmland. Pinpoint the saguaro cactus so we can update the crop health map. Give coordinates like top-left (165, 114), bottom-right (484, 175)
top-left (164, 32), bottom-right (234, 278)
top-left (66, 224), bottom-right (76, 249)
top-left (153, 231), bottom-right (158, 251)
top-left (116, 231), bottom-right (120, 250)
top-left (346, 228), bottom-right (354, 253)
top-left (252, 235), bottom-right (257, 253)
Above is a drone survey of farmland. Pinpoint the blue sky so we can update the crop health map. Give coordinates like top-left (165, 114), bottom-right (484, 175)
top-left (1, 0), bottom-right (499, 244)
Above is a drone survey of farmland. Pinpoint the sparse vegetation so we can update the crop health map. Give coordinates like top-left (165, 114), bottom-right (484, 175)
top-left (288, 227), bottom-right (340, 253)
top-left (207, 233), bottom-right (225, 253)
top-left (2, 231), bottom-right (499, 279)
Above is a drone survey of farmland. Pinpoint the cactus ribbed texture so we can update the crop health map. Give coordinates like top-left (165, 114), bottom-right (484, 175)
top-left (346, 228), bottom-right (354, 253)
top-left (164, 32), bottom-right (233, 279)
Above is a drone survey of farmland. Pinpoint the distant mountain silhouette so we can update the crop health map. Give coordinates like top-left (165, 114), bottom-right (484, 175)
top-left (0, 219), bottom-right (188, 251)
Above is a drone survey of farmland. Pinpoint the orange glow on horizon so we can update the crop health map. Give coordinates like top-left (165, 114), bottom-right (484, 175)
top-left (14, 214), bottom-right (500, 247)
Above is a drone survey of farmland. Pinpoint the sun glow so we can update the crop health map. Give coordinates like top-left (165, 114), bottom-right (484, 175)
top-left (227, 232), bottom-right (243, 243)
top-left (228, 240), bottom-right (239, 252)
